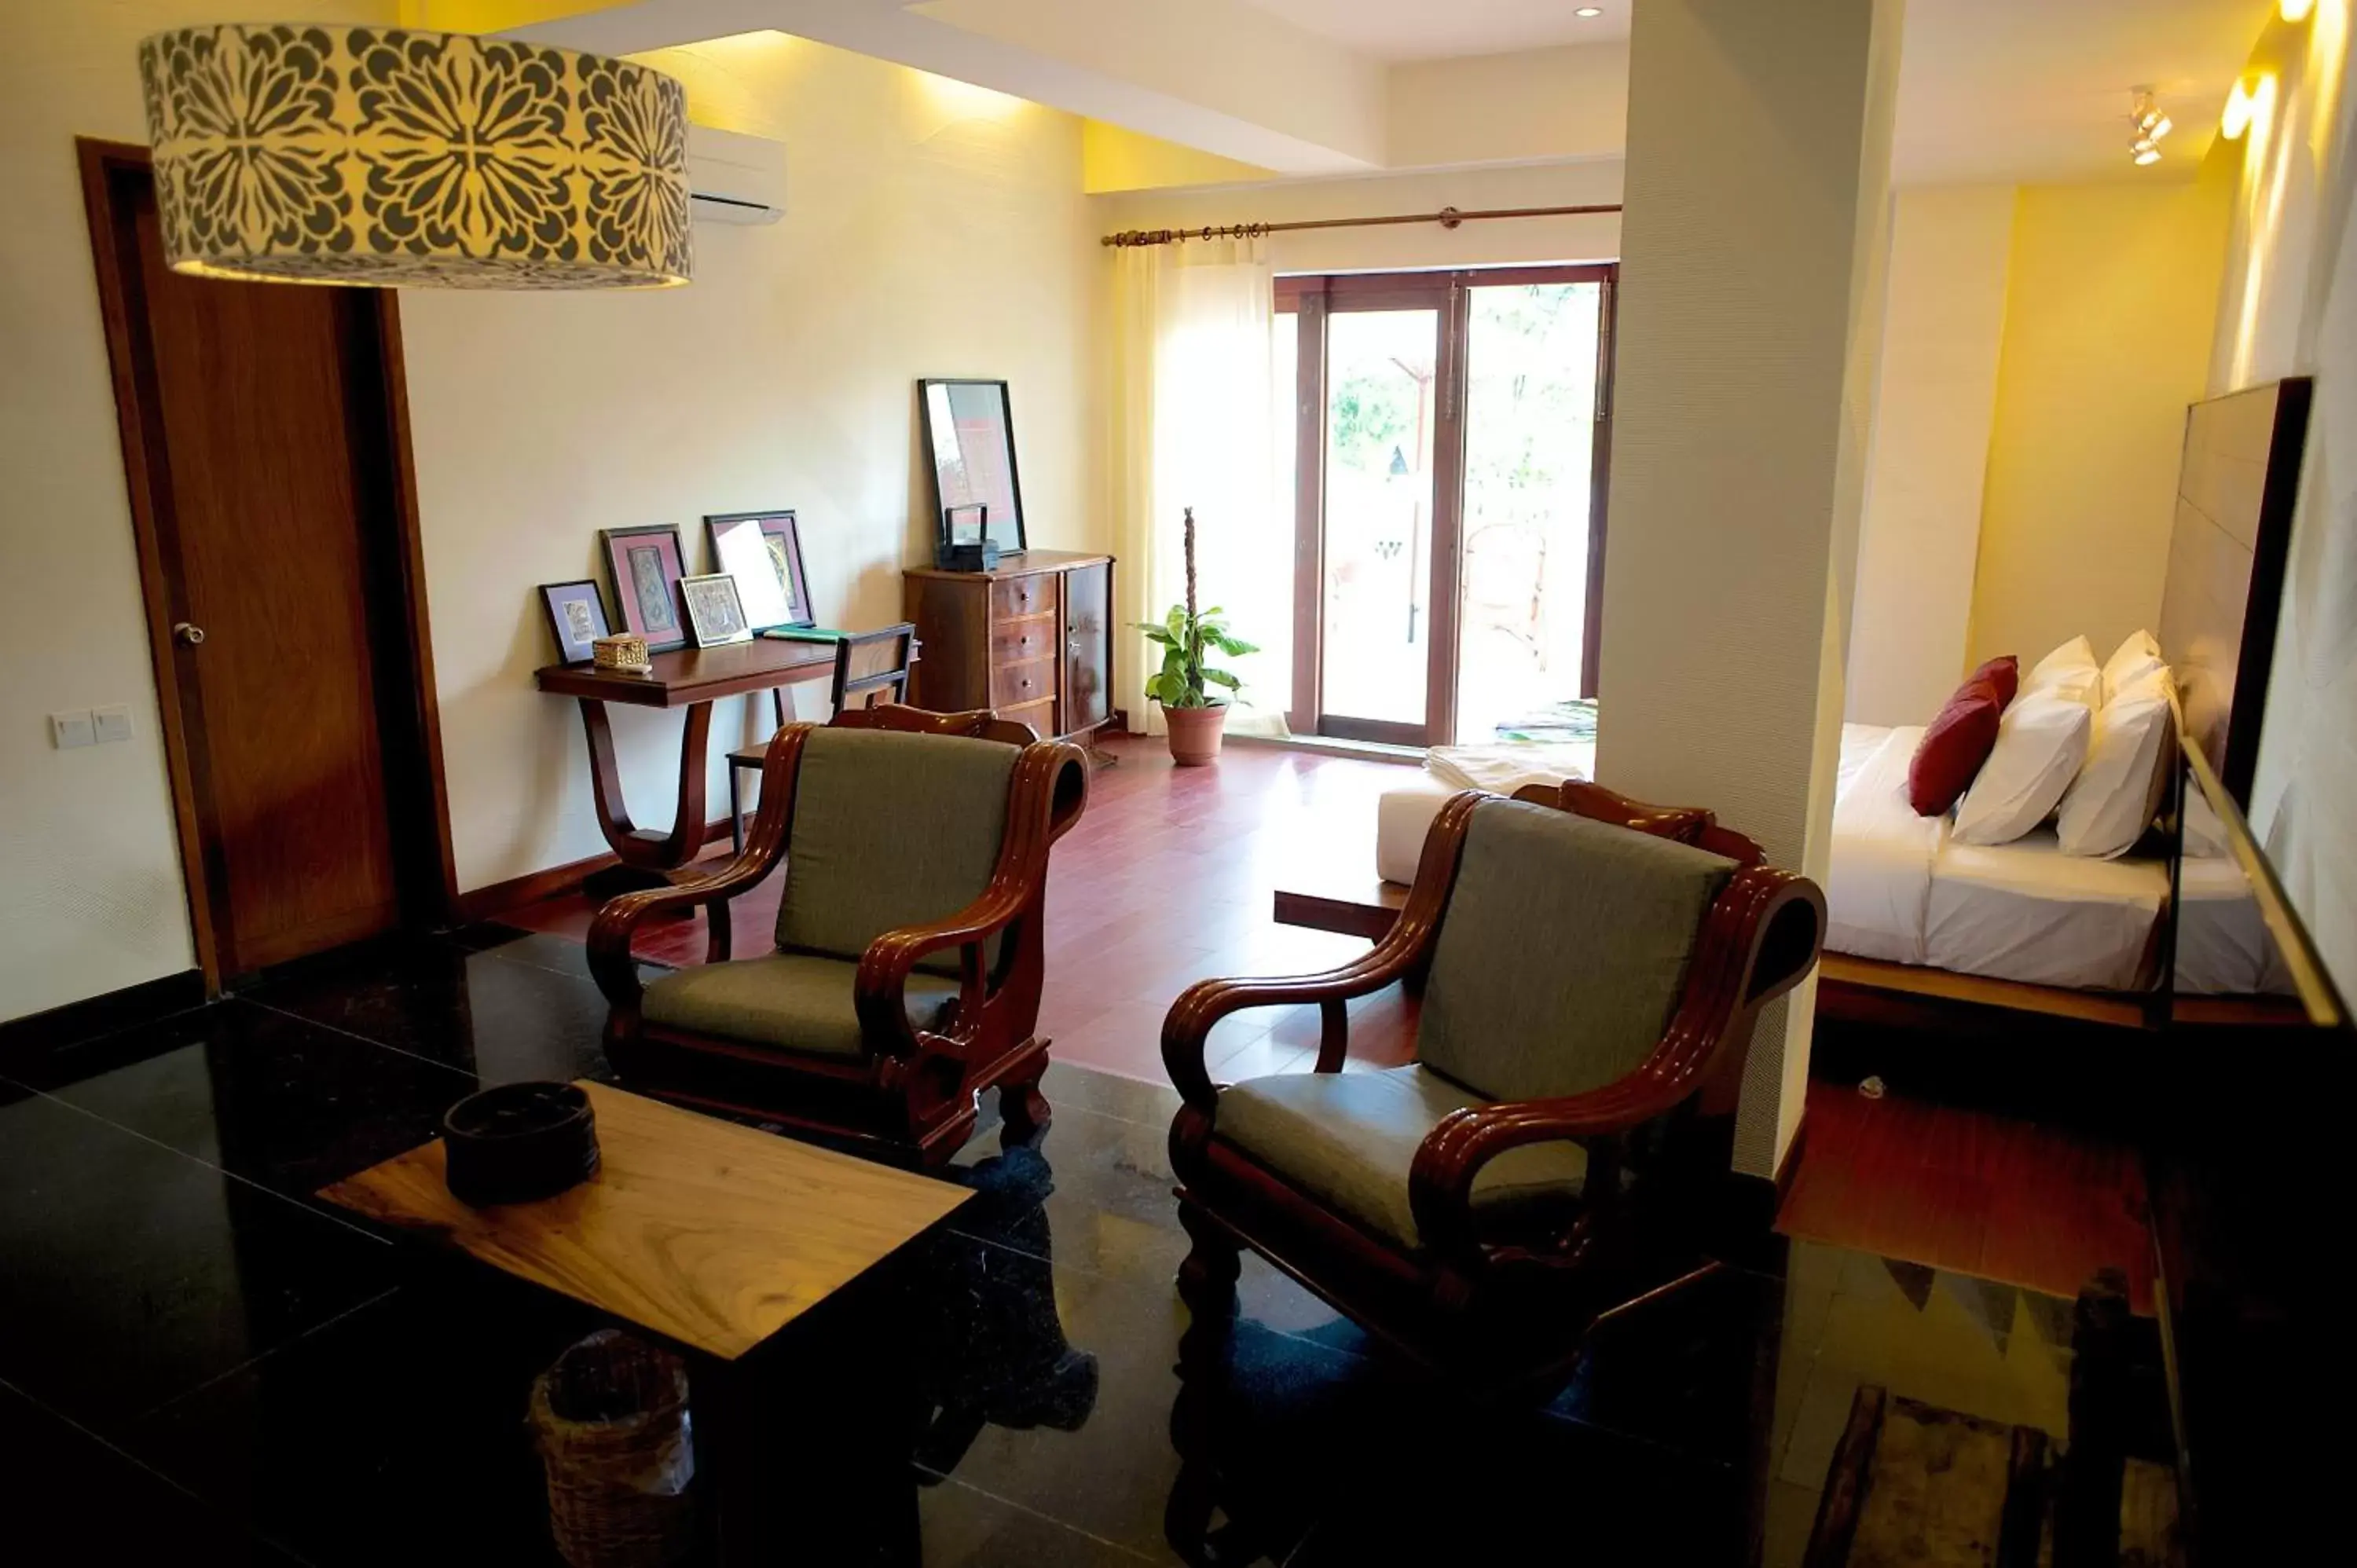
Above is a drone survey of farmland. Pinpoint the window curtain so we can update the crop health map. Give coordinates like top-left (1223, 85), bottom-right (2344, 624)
top-left (1110, 236), bottom-right (1290, 736)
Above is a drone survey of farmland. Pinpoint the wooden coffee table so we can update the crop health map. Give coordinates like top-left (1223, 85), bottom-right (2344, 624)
top-left (322, 1082), bottom-right (971, 1562)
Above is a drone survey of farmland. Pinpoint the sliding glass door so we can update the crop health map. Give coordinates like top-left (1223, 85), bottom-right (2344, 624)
top-left (1279, 266), bottom-right (1615, 747)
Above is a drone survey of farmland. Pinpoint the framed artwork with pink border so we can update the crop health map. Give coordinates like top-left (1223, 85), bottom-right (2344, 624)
top-left (599, 525), bottom-right (690, 654)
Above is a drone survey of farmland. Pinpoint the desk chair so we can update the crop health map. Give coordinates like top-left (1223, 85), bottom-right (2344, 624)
top-left (729, 624), bottom-right (918, 853)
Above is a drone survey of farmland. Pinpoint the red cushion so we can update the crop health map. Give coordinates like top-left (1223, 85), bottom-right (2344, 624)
top-left (1908, 672), bottom-right (2010, 816)
top-left (1967, 654), bottom-right (2019, 707)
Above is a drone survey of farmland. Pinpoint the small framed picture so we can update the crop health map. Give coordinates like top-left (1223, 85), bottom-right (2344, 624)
top-left (537, 580), bottom-right (611, 665)
top-left (679, 572), bottom-right (753, 647)
top-left (599, 525), bottom-right (690, 653)
top-left (704, 510), bottom-right (812, 631)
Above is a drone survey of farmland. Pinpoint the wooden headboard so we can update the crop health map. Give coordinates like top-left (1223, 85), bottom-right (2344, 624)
top-left (2158, 376), bottom-right (2311, 807)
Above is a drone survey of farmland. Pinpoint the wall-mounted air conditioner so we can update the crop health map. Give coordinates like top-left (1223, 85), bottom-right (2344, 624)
top-left (687, 124), bottom-right (786, 226)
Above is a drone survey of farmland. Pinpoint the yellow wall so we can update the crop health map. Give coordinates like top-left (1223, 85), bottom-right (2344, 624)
top-left (1967, 175), bottom-right (2232, 669)
top-left (0, 16), bottom-right (1098, 1020)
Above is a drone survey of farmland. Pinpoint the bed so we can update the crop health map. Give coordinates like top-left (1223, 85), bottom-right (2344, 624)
top-left (1359, 720), bottom-right (2276, 1002)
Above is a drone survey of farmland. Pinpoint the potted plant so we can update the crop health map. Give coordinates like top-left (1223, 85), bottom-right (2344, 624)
top-left (1137, 507), bottom-right (1257, 765)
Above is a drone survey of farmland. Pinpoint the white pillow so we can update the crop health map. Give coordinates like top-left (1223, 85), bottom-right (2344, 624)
top-left (2100, 629), bottom-right (2165, 704)
top-left (2057, 667), bottom-right (2178, 858)
top-left (2022, 635), bottom-right (2101, 707)
top-left (1952, 691), bottom-right (2094, 844)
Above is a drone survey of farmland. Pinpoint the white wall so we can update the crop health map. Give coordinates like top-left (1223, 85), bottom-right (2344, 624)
top-left (409, 33), bottom-right (1097, 895)
top-left (2222, 2), bottom-right (2357, 999)
top-left (1846, 185), bottom-right (2014, 726)
top-left (1387, 44), bottom-right (1628, 170)
top-left (0, 16), bottom-right (1098, 1020)
top-left (1599, 0), bottom-right (1900, 1178)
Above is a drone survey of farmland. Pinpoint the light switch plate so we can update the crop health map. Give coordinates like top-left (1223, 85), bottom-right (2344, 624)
top-left (93, 705), bottom-right (133, 744)
top-left (51, 711), bottom-right (96, 749)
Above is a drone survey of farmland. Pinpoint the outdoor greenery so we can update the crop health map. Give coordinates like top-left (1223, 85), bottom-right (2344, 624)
top-left (1138, 507), bottom-right (1258, 709)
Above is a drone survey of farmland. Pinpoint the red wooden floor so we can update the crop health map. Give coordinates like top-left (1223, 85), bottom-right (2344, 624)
top-left (503, 731), bottom-right (2149, 1306)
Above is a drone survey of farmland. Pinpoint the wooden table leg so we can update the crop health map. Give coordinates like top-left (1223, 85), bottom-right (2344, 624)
top-left (577, 697), bottom-right (714, 874)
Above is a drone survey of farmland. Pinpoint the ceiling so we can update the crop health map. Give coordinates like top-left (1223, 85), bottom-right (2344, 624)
top-left (1237, 0), bottom-right (1630, 62)
top-left (1897, 0), bottom-right (2271, 183)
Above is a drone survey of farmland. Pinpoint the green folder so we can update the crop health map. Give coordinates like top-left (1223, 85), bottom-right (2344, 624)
top-left (760, 626), bottom-right (849, 643)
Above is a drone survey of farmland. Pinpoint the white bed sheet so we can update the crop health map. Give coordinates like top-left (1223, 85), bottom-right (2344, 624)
top-left (1824, 724), bottom-right (1944, 967)
top-left (1923, 830), bottom-right (2165, 990)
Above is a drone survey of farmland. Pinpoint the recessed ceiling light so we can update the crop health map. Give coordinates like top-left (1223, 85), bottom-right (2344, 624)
top-left (1575, 6), bottom-right (1604, 16)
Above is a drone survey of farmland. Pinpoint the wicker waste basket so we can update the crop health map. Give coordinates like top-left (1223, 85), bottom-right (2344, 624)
top-left (528, 1330), bottom-right (696, 1568)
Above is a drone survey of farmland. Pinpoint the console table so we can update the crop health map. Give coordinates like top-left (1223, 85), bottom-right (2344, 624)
top-left (535, 639), bottom-right (836, 877)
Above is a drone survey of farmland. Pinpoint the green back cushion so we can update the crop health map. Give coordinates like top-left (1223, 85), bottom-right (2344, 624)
top-left (773, 727), bottom-right (1019, 975)
top-left (1416, 799), bottom-right (1735, 1103)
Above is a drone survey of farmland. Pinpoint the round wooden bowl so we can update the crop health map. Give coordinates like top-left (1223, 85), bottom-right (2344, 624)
top-left (442, 1081), bottom-right (600, 1207)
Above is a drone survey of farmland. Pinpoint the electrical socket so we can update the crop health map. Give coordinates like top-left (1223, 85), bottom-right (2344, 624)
top-left (93, 705), bottom-right (133, 744)
top-left (50, 711), bottom-right (96, 749)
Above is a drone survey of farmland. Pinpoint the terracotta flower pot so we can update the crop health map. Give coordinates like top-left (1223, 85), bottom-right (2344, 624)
top-left (1159, 702), bottom-right (1228, 766)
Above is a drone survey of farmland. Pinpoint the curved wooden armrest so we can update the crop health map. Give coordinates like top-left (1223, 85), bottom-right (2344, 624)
top-left (853, 881), bottom-right (1034, 1058)
top-left (588, 724), bottom-right (815, 1009)
top-left (1406, 1077), bottom-right (1691, 1258)
top-left (1163, 790), bottom-right (1486, 1110)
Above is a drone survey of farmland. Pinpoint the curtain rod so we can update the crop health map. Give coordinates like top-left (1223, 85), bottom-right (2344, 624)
top-left (1099, 203), bottom-right (1622, 248)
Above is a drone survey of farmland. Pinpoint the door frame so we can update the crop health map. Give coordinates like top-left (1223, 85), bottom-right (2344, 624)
top-left (75, 137), bottom-right (458, 987)
top-left (1278, 262), bottom-right (1618, 746)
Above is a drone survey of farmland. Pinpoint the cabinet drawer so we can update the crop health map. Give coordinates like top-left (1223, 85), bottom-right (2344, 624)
top-left (991, 657), bottom-right (1057, 709)
top-left (998, 697), bottom-right (1057, 740)
top-left (990, 614), bottom-right (1059, 667)
top-left (990, 573), bottom-right (1054, 621)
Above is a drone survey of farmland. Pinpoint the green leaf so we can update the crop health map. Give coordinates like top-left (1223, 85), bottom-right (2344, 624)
top-left (1165, 606), bottom-right (1189, 642)
top-left (1210, 635), bottom-right (1259, 657)
top-left (1201, 668), bottom-right (1242, 690)
top-left (1141, 628), bottom-right (1176, 647)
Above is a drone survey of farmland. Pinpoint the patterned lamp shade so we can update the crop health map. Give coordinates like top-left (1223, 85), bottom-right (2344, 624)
top-left (137, 24), bottom-right (691, 289)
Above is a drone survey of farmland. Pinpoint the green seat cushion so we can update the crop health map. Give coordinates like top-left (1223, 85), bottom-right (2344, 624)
top-left (775, 727), bottom-right (1019, 976)
top-left (641, 953), bottom-right (962, 1059)
top-left (1417, 799), bottom-right (1735, 1104)
top-left (1214, 1064), bottom-right (1593, 1251)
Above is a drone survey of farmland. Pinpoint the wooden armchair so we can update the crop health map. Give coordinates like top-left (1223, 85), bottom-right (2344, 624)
top-left (1163, 781), bottom-right (1825, 1391)
top-left (591, 705), bottom-right (1088, 1163)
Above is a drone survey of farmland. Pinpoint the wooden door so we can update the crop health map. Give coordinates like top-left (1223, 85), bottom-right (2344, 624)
top-left (1061, 559), bottom-right (1112, 737)
top-left (82, 144), bottom-right (448, 979)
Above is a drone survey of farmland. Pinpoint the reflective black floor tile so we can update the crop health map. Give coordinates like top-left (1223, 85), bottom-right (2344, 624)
top-left (947, 1103), bottom-right (1189, 1288)
top-left (1036, 1061), bottom-right (1182, 1130)
top-left (242, 938), bottom-right (614, 1085)
top-left (465, 929), bottom-right (669, 984)
top-left (0, 1379), bottom-right (306, 1567)
top-left (0, 1092), bottom-right (398, 1430)
top-left (122, 1275), bottom-right (596, 1568)
top-left (920, 1475), bottom-right (1171, 1566)
top-left (906, 1236), bottom-right (1191, 1559)
top-left (31, 1001), bottom-right (474, 1200)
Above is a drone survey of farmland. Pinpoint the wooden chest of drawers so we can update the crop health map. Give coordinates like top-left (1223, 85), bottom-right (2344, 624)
top-left (903, 550), bottom-right (1116, 743)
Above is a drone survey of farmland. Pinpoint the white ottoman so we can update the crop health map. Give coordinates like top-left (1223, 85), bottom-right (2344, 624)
top-left (1374, 742), bottom-right (1596, 884)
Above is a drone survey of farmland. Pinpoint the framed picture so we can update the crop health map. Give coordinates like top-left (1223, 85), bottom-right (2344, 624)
top-left (537, 579), bottom-right (610, 665)
top-left (679, 572), bottom-right (753, 647)
top-left (703, 510), bottom-right (812, 630)
top-left (599, 524), bottom-right (690, 653)
top-left (919, 379), bottom-right (1028, 559)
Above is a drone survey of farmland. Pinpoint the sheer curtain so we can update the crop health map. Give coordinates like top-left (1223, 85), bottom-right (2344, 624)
top-left (1111, 236), bottom-right (1290, 736)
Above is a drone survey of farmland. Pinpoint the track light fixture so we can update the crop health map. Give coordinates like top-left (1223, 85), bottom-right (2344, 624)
top-left (2129, 87), bottom-right (2172, 166)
